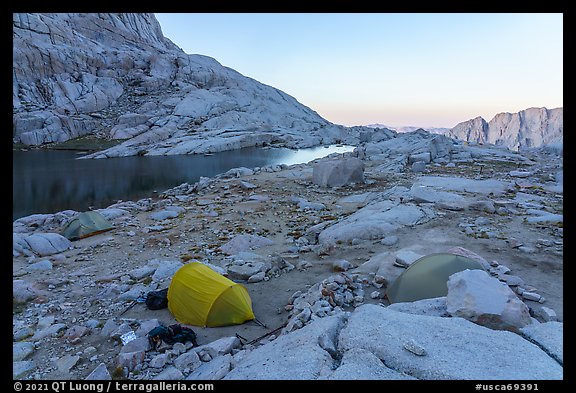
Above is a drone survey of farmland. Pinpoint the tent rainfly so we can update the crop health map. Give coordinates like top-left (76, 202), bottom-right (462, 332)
top-left (168, 262), bottom-right (255, 327)
top-left (385, 253), bottom-right (485, 304)
top-left (61, 211), bottom-right (114, 240)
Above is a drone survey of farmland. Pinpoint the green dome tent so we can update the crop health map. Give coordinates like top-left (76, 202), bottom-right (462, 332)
top-left (168, 262), bottom-right (255, 327)
top-left (61, 211), bottom-right (114, 240)
top-left (385, 253), bottom-right (485, 304)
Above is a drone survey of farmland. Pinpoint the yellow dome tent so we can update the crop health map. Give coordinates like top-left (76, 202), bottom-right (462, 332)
top-left (168, 262), bottom-right (255, 327)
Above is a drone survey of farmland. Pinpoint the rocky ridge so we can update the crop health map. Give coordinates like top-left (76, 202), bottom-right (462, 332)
top-left (13, 131), bottom-right (563, 380)
top-left (448, 107), bottom-right (563, 151)
top-left (366, 124), bottom-right (450, 135)
top-left (13, 13), bottom-right (366, 156)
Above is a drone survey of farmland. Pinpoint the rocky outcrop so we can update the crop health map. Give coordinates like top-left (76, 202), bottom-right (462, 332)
top-left (13, 232), bottom-right (71, 257)
top-left (317, 201), bottom-right (435, 247)
top-left (357, 129), bottom-right (456, 173)
top-left (449, 107), bottom-right (563, 151)
top-left (446, 269), bottom-right (532, 331)
top-left (448, 116), bottom-right (489, 144)
top-left (13, 13), bottom-right (365, 155)
top-left (224, 314), bottom-right (345, 380)
top-left (312, 157), bottom-right (364, 187)
top-left (337, 305), bottom-right (562, 380)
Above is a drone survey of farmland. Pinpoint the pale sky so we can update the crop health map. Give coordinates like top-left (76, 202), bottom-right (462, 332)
top-left (154, 13), bottom-right (563, 129)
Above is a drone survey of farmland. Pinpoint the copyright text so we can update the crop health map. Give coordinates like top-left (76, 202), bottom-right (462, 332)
top-left (13, 382), bottom-right (215, 393)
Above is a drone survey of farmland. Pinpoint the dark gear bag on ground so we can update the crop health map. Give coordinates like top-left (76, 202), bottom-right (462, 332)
top-left (148, 324), bottom-right (198, 350)
top-left (145, 288), bottom-right (169, 310)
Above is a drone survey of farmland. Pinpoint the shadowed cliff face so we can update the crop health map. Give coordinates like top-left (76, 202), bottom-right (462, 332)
top-left (13, 13), bottom-right (366, 155)
top-left (449, 107), bottom-right (563, 151)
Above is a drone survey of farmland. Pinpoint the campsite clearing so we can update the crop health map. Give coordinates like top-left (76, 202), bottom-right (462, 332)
top-left (12, 146), bottom-right (563, 380)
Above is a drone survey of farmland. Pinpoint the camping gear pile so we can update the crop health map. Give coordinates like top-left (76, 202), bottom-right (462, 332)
top-left (147, 324), bottom-right (198, 350)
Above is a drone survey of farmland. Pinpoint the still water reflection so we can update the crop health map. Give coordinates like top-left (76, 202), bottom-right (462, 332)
top-left (13, 145), bottom-right (354, 220)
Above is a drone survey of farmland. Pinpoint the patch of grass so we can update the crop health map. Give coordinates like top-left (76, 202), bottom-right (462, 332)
top-left (112, 366), bottom-right (126, 380)
top-left (47, 136), bottom-right (126, 151)
top-left (481, 159), bottom-right (531, 173)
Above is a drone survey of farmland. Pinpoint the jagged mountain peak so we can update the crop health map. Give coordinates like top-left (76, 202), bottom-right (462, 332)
top-left (449, 107), bottom-right (562, 151)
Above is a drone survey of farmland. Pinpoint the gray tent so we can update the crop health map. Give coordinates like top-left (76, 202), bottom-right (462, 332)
top-left (61, 211), bottom-right (113, 240)
top-left (385, 253), bottom-right (485, 304)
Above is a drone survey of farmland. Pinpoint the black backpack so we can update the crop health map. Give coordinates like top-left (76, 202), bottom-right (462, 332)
top-left (145, 288), bottom-right (169, 310)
